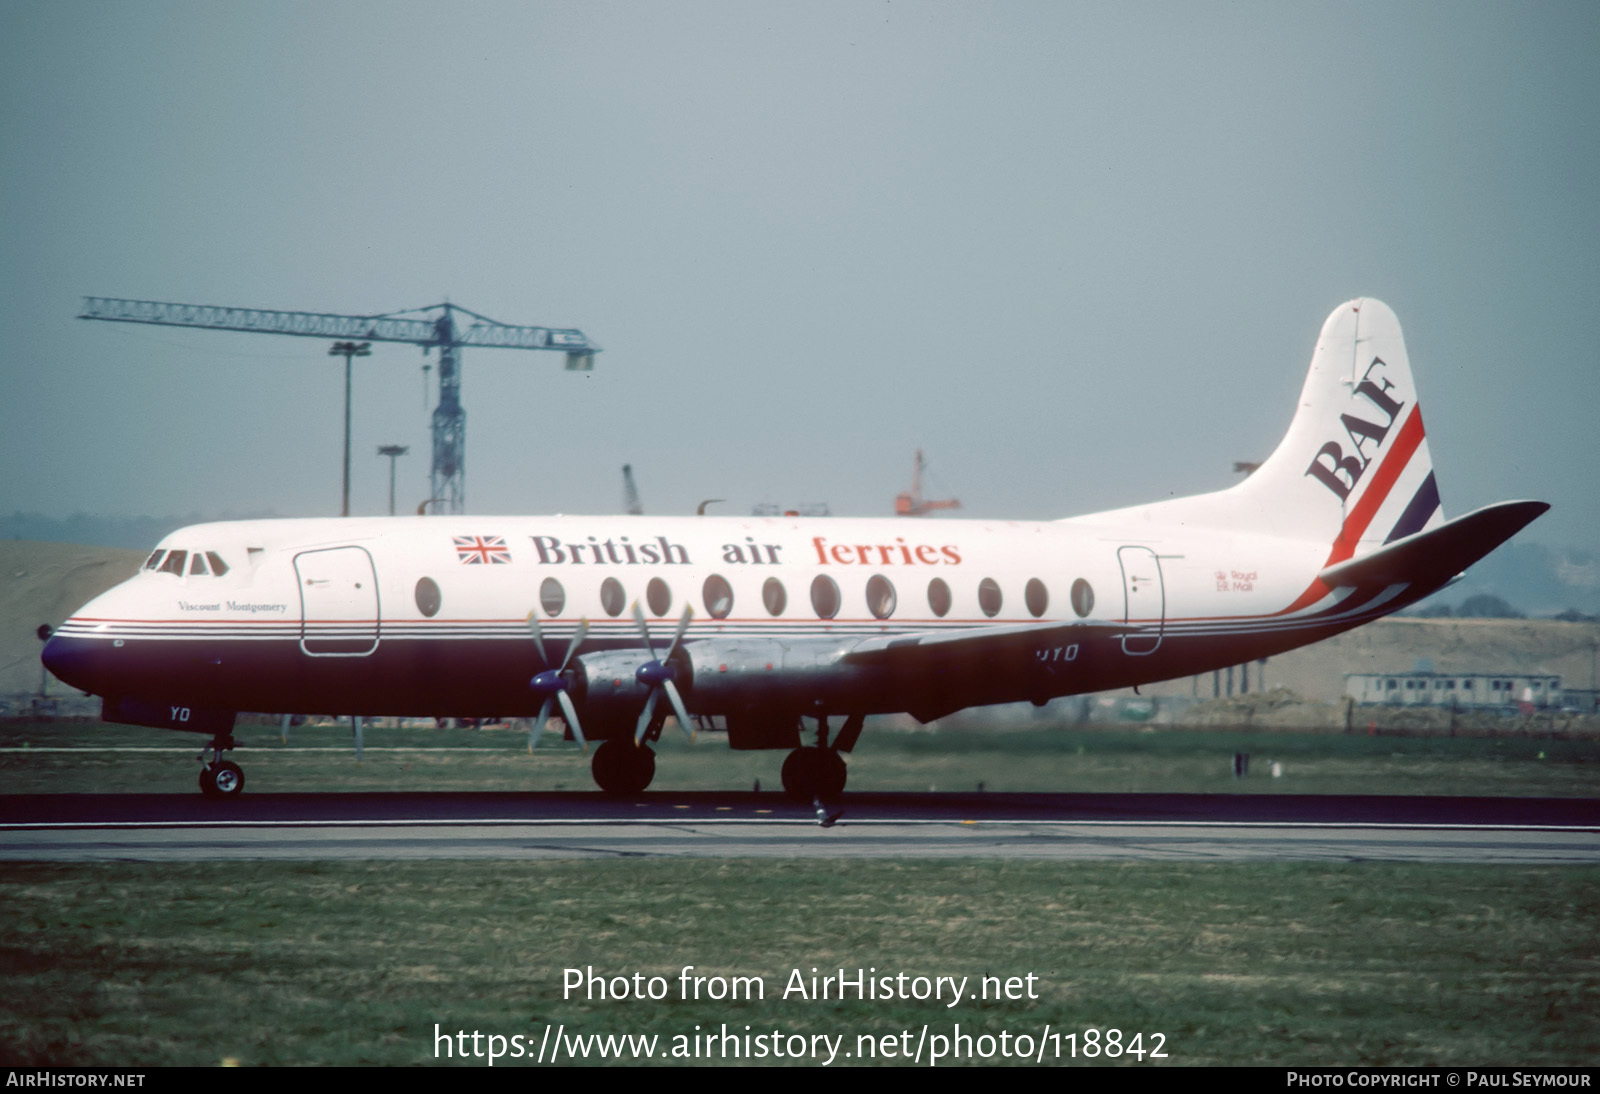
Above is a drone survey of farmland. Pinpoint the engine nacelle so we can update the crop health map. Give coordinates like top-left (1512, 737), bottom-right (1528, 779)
top-left (676, 637), bottom-right (879, 714)
top-left (570, 649), bottom-right (659, 741)
top-left (571, 637), bottom-right (892, 743)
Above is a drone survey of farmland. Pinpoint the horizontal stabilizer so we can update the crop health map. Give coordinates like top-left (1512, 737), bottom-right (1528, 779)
top-left (1317, 500), bottom-right (1548, 590)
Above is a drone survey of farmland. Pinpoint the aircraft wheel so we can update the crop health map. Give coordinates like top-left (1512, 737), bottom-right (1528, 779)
top-left (780, 748), bottom-right (814, 800)
top-left (815, 748), bottom-right (847, 800)
top-left (782, 747), bottom-right (845, 802)
top-left (199, 760), bottom-right (245, 799)
top-left (591, 741), bottom-right (655, 796)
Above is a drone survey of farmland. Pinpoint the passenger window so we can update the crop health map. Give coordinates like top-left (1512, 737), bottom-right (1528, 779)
top-left (159, 550), bottom-right (188, 576)
top-left (540, 577), bottom-right (566, 616)
top-left (415, 576), bottom-right (442, 618)
top-left (927, 577), bottom-right (952, 617)
top-left (762, 577), bottom-right (787, 616)
top-left (1070, 578), bottom-right (1094, 618)
top-left (703, 574), bottom-right (733, 619)
top-left (1025, 578), bottom-right (1048, 618)
top-left (978, 578), bottom-right (1003, 617)
top-left (190, 553), bottom-right (209, 576)
top-left (144, 550), bottom-right (165, 570)
top-left (206, 551), bottom-right (229, 576)
top-left (647, 577), bottom-right (672, 616)
top-left (865, 574), bottom-right (896, 620)
top-left (810, 574), bottom-right (841, 620)
top-left (600, 577), bottom-right (626, 617)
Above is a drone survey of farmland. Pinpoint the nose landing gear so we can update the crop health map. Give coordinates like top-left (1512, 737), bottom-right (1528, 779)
top-left (197, 735), bottom-right (245, 799)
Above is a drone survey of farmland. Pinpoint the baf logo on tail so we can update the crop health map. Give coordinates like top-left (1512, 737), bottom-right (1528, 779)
top-left (1305, 356), bottom-right (1408, 503)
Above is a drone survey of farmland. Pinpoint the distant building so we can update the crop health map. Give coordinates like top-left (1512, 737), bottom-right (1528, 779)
top-left (1345, 671), bottom-right (1561, 710)
top-left (1560, 688), bottom-right (1599, 714)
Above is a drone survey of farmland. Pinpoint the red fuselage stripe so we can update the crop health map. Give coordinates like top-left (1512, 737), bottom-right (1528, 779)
top-left (1276, 404), bottom-right (1426, 616)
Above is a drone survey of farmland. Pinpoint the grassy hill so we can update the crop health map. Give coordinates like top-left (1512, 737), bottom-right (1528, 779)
top-left (1, 540), bottom-right (145, 697)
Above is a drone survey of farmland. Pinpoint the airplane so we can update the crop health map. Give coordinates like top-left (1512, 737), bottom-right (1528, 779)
top-left (41, 299), bottom-right (1547, 799)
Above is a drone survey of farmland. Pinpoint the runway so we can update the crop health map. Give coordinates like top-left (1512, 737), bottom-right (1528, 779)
top-left (3, 792), bottom-right (1597, 863)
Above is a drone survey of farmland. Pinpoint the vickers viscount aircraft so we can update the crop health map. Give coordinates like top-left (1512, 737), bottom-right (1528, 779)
top-left (43, 299), bottom-right (1546, 798)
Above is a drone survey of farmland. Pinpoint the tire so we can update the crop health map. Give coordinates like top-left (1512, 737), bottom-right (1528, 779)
top-left (782, 747), bottom-right (848, 802)
top-left (814, 749), bottom-right (848, 801)
top-left (780, 748), bottom-right (814, 800)
top-left (591, 741), bottom-right (655, 795)
top-left (199, 760), bottom-right (245, 799)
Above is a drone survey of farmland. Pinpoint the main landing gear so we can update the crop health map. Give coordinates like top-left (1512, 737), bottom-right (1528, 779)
top-left (591, 740), bottom-right (656, 796)
top-left (197, 735), bottom-right (245, 799)
top-left (779, 713), bottom-right (861, 802)
top-left (781, 747), bottom-right (846, 801)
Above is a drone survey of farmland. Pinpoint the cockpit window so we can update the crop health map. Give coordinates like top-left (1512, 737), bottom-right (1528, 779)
top-left (144, 550), bottom-right (165, 570)
top-left (158, 550), bottom-right (188, 576)
top-left (190, 553), bottom-right (209, 576)
top-left (206, 551), bottom-right (229, 576)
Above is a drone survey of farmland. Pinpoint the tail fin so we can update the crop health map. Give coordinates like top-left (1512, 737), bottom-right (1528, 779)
top-left (1070, 298), bottom-right (1546, 612)
top-left (1231, 298), bottom-right (1442, 562)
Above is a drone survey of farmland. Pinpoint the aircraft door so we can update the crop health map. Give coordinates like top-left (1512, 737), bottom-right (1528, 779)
top-left (294, 546), bottom-right (380, 656)
top-left (1117, 546), bottom-right (1165, 655)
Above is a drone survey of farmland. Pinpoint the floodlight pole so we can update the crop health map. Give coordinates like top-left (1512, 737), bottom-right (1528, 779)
top-left (377, 445), bottom-right (409, 516)
top-left (330, 341), bottom-right (371, 516)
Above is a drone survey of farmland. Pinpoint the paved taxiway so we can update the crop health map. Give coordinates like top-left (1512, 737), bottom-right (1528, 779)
top-left (3, 792), bottom-right (1596, 863)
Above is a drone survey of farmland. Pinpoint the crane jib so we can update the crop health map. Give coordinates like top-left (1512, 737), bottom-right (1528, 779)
top-left (77, 297), bottom-right (594, 351)
top-left (77, 296), bottom-right (599, 517)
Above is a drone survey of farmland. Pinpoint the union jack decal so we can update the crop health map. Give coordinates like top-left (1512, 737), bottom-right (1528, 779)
top-left (454, 535), bottom-right (512, 564)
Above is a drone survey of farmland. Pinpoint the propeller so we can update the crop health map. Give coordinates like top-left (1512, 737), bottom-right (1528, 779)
top-left (526, 610), bottom-right (590, 753)
top-left (631, 601), bottom-right (695, 745)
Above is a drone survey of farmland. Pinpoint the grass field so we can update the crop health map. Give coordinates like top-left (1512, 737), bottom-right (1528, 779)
top-left (1, 859), bottom-right (1596, 1066)
top-left (4, 720), bottom-right (1597, 1067)
top-left (2, 718), bottom-right (1598, 797)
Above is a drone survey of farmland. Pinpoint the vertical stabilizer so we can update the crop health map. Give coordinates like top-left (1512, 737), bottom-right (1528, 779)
top-left (1231, 298), bottom-right (1443, 560)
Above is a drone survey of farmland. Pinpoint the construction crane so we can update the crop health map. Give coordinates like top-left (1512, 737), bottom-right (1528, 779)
top-left (78, 297), bottom-right (600, 515)
top-left (894, 448), bottom-right (960, 517)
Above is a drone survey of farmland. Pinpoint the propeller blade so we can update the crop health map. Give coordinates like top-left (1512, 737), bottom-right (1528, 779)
top-left (529, 696), bottom-right (555, 753)
top-left (556, 690), bottom-right (587, 753)
top-left (524, 610), bottom-right (549, 666)
top-left (559, 618), bottom-right (590, 671)
top-left (663, 604), bottom-right (694, 661)
top-left (630, 601), bottom-right (657, 656)
top-left (663, 679), bottom-right (695, 742)
top-left (634, 687), bottom-right (662, 745)
top-left (529, 617), bottom-right (589, 753)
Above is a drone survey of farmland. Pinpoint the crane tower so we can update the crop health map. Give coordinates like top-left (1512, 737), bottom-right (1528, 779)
top-left (78, 297), bottom-right (600, 515)
top-left (894, 448), bottom-right (960, 517)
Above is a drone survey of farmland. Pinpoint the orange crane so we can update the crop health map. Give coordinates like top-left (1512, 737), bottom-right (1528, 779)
top-left (894, 448), bottom-right (961, 517)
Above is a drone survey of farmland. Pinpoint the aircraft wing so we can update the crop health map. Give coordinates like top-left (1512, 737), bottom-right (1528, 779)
top-left (840, 618), bottom-right (1134, 722)
top-left (844, 618), bottom-right (1130, 662)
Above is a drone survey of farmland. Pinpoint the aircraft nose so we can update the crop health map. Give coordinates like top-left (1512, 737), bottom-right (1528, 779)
top-left (41, 631), bottom-right (104, 694)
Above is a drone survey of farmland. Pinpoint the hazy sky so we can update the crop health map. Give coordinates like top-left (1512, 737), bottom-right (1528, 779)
top-left (3, 1), bottom-right (1596, 547)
